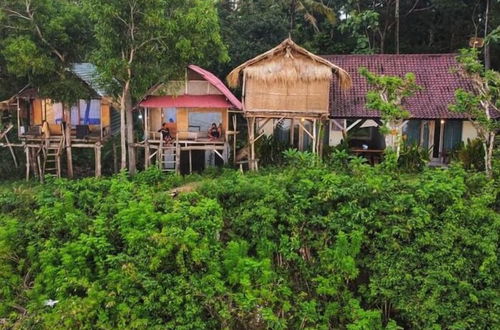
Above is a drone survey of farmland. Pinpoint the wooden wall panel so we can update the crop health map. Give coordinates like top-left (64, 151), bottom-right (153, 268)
top-left (101, 103), bottom-right (110, 126)
top-left (32, 99), bottom-right (43, 125)
top-left (149, 108), bottom-right (163, 132)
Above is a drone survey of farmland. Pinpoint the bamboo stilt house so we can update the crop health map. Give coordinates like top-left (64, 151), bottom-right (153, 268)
top-left (0, 64), bottom-right (119, 180)
top-left (227, 38), bottom-right (351, 169)
top-left (136, 65), bottom-right (242, 174)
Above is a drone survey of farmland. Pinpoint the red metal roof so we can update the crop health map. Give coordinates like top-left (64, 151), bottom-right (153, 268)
top-left (323, 54), bottom-right (494, 119)
top-left (140, 94), bottom-right (233, 108)
top-left (188, 65), bottom-right (242, 110)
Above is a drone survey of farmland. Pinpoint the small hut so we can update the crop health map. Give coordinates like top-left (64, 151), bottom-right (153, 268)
top-left (137, 65), bottom-right (242, 174)
top-left (1, 63), bottom-right (117, 180)
top-left (227, 38), bottom-right (351, 170)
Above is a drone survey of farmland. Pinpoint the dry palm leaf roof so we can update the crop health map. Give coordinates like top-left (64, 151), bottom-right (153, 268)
top-left (227, 38), bottom-right (351, 90)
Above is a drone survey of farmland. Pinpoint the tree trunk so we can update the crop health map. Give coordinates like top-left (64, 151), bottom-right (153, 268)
top-left (120, 87), bottom-right (128, 170)
top-left (64, 104), bottom-right (73, 178)
top-left (395, 0), bottom-right (400, 54)
top-left (125, 89), bottom-right (136, 175)
top-left (484, 132), bottom-right (495, 178)
top-left (289, 0), bottom-right (296, 34)
top-left (484, 0), bottom-right (491, 69)
top-left (384, 121), bottom-right (402, 158)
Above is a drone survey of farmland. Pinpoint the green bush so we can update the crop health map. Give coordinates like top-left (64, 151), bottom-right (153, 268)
top-left (398, 143), bottom-right (429, 172)
top-left (0, 163), bottom-right (498, 328)
top-left (454, 138), bottom-right (485, 171)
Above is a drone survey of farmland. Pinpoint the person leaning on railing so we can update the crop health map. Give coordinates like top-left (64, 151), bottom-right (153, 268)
top-left (208, 122), bottom-right (222, 141)
top-left (158, 123), bottom-right (173, 144)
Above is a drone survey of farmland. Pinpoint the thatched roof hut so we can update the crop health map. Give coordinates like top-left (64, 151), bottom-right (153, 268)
top-left (227, 38), bottom-right (351, 118)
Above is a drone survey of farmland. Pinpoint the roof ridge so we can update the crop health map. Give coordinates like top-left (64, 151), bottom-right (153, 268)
top-left (322, 53), bottom-right (458, 57)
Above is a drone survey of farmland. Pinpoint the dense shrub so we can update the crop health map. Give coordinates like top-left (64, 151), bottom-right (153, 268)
top-left (0, 162), bottom-right (498, 328)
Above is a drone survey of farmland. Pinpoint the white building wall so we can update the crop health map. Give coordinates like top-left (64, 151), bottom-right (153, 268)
top-left (462, 120), bottom-right (478, 143)
top-left (328, 119), bottom-right (345, 146)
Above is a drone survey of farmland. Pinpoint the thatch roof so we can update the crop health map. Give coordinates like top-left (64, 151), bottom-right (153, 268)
top-left (227, 38), bottom-right (351, 90)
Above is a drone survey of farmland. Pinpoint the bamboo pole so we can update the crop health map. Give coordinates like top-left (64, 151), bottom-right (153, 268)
top-left (25, 146), bottom-right (30, 181)
top-left (189, 149), bottom-right (192, 174)
top-left (64, 117), bottom-right (74, 178)
top-left (144, 141), bottom-right (150, 169)
top-left (112, 140), bottom-right (118, 174)
top-left (232, 114), bottom-right (237, 164)
top-left (95, 142), bottom-right (102, 177)
top-left (312, 119), bottom-right (317, 154)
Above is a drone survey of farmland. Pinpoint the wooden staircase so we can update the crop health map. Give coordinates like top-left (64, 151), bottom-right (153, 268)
top-left (157, 140), bottom-right (179, 172)
top-left (41, 136), bottom-right (64, 178)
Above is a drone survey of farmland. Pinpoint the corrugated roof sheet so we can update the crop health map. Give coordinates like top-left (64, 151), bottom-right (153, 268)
top-left (140, 95), bottom-right (233, 109)
top-left (188, 65), bottom-right (242, 110)
top-left (323, 54), bottom-right (490, 119)
top-left (71, 63), bottom-right (107, 97)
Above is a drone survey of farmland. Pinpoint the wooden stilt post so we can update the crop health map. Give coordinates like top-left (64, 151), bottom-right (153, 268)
top-left (64, 121), bottom-right (74, 178)
top-left (312, 119), bottom-right (317, 154)
top-left (232, 114), bottom-right (237, 164)
top-left (25, 146), bottom-right (30, 181)
top-left (298, 120), bottom-right (304, 151)
top-left (248, 117), bottom-right (256, 171)
top-left (144, 141), bottom-right (150, 169)
top-left (4, 135), bottom-right (18, 168)
top-left (290, 119), bottom-right (295, 146)
top-left (95, 142), bottom-right (102, 177)
top-left (175, 143), bottom-right (181, 174)
top-left (112, 140), bottom-right (118, 174)
top-left (318, 120), bottom-right (324, 156)
top-left (189, 149), bottom-right (192, 174)
top-left (175, 133), bottom-right (180, 174)
top-left (36, 148), bottom-right (42, 182)
top-left (158, 138), bottom-right (163, 169)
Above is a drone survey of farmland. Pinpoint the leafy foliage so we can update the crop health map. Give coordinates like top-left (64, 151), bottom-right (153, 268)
top-left (0, 159), bottom-right (498, 328)
top-left (454, 138), bottom-right (486, 172)
top-left (397, 142), bottom-right (429, 172)
top-left (450, 47), bottom-right (500, 177)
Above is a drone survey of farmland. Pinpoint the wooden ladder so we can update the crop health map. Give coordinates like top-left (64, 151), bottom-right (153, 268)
top-left (42, 136), bottom-right (64, 178)
top-left (157, 137), bottom-right (180, 173)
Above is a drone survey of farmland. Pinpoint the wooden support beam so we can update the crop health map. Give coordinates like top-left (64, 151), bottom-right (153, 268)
top-left (232, 114), bottom-right (237, 165)
top-left (257, 117), bottom-right (272, 133)
top-left (248, 117), bottom-right (256, 171)
top-left (95, 142), bottom-right (102, 177)
top-left (346, 119), bottom-right (362, 132)
top-left (312, 119), bottom-right (317, 154)
top-left (213, 149), bottom-right (223, 160)
top-left (175, 143), bottom-right (181, 174)
top-left (189, 149), bottom-right (192, 174)
top-left (297, 121), bottom-right (314, 139)
top-left (25, 146), bottom-right (30, 181)
top-left (180, 145), bottom-right (227, 151)
top-left (64, 121), bottom-right (74, 178)
top-left (331, 119), bottom-right (345, 131)
top-left (144, 142), bottom-right (150, 169)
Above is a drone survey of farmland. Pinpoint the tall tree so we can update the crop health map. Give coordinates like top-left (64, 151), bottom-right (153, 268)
top-left (215, 0), bottom-right (289, 78)
top-left (286, 0), bottom-right (336, 33)
top-left (450, 48), bottom-right (500, 178)
top-left (359, 67), bottom-right (422, 158)
top-left (85, 0), bottom-right (228, 174)
top-left (0, 0), bottom-right (94, 178)
top-left (0, 0), bottom-right (93, 102)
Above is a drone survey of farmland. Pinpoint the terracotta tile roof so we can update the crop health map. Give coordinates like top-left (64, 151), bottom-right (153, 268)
top-left (323, 54), bottom-right (483, 119)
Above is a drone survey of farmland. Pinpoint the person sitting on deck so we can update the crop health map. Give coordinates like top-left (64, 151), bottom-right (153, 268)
top-left (158, 123), bottom-right (172, 143)
top-left (208, 122), bottom-right (221, 140)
